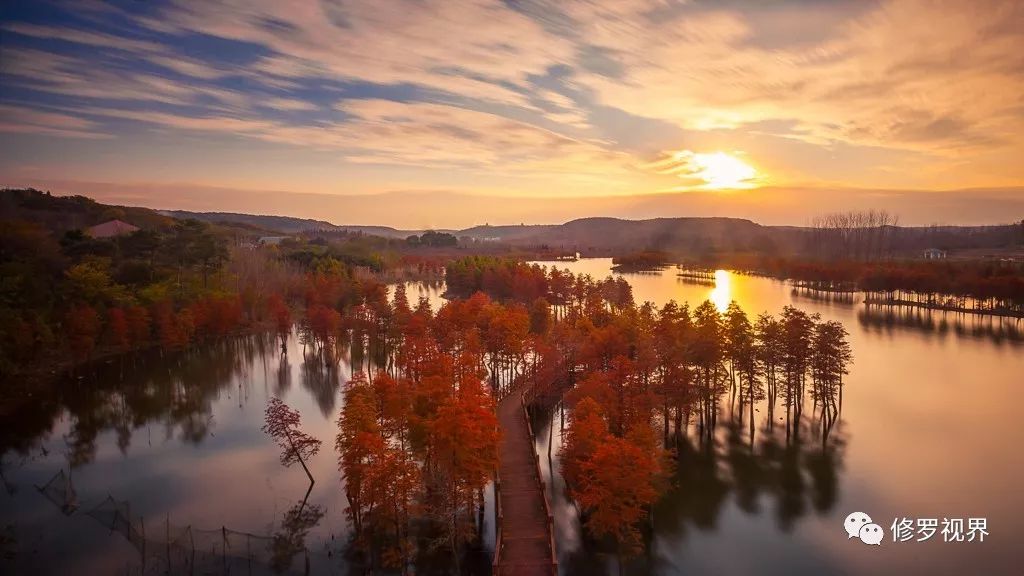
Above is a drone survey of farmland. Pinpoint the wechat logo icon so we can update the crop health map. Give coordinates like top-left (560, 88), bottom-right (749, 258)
top-left (844, 512), bottom-right (884, 545)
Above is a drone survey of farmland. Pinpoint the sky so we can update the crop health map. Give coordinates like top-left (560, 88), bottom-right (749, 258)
top-left (1, 0), bottom-right (1023, 228)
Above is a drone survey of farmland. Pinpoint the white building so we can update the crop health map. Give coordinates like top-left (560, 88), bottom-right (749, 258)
top-left (258, 236), bottom-right (290, 246)
top-left (923, 248), bottom-right (947, 260)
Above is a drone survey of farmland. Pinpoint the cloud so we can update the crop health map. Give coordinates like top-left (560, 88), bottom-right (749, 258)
top-left (140, 0), bottom-right (576, 109)
top-left (568, 0), bottom-right (1024, 158)
top-left (1, 0), bottom-right (1022, 195)
top-left (259, 96), bottom-right (320, 112)
top-left (0, 105), bottom-right (110, 139)
top-left (0, 46), bottom-right (240, 108)
top-left (2, 21), bottom-right (164, 53)
top-left (71, 97), bottom-right (636, 186)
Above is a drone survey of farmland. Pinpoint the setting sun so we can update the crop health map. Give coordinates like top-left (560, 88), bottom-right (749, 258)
top-left (690, 152), bottom-right (758, 189)
top-left (646, 149), bottom-right (762, 192)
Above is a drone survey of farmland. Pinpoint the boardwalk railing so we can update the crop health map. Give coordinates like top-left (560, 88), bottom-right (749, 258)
top-left (492, 467), bottom-right (503, 571)
top-left (492, 364), bottom-right (559, 576)
top-left (521, 392), bottom-right (558, 576)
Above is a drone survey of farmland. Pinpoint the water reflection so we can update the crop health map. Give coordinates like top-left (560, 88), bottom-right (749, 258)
top-left (790, 287), bottom-right (858, 308)
top-left (271, 498), bottom-right (326, 572)
top-left (532, 259), bottom-right (1024, 576)
top-left (710, 270), bottom-right (731, 313)
top-left (299, 355), bottom-right (343, 418)
top-left (859, 303), bottom-right (1023, 345)
top-left (1, 281), bottom-right (460, 575)
top-left (1, 333), bottom-right (348, 575)
top-left (538, 389), bottom-right (849, 576)
top-left (1, 336), bottom-right (273, 465)
top-left (2, 268), bottom-right (1021, 575)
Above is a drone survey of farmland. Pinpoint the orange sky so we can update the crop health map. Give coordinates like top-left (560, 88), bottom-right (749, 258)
top-left (1, 0), bottom-right (1023, 226)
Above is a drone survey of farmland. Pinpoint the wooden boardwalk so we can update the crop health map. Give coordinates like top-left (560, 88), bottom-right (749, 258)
top-left (493, 390), bottom-right (557, 576)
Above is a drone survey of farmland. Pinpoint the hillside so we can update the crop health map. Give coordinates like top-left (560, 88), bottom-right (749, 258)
top-left (161, 207), bottom-right (1022, 258)
top-left (1, 188), bottom-right (177, 233)
top-left (454, 217), bottom-right (803, 257)
top-left (0, 189), bottom-right (280, 240)
top-left (161, 211), bottom-right (795, 254)
top-left (528, 216), bottom-right (781, 251)
top-left (14, 190), bottom-right (1016, 260)
top-left (162, 209), bottom-right (418, 238)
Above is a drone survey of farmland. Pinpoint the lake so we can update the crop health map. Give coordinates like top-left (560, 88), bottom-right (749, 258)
top-left (531, 259), bottom-right (1023, 576)
top-left (1, 259), bottom-right (1021, 575)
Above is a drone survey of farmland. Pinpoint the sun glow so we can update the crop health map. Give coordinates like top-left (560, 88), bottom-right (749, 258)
top-left (710, 269), bottom-right (731, 313)
top-left (690, 152), bottom-right (758, 189)
top-left (647, 149), bottom-right (761, 191)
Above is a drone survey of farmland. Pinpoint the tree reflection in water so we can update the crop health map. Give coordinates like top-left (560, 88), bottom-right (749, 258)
top-left (271, 497), bottom-right (325, 573)
top-left (300, 353), bottom-right (342, 418)
top-left (859, 303), bottom-right (1023, 345)
top-left (1, 334), bottom-right (287, 466)
top-left (33, 333), bottom-right (351, 469)
top-left (1, 332), bottom-right (349, 575)
top-left (544, 402), bottom-right (847, 576)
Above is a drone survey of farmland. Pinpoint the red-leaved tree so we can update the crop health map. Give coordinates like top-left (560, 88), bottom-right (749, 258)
top-left (107, 307), bottom-right (129, 350)
top-left (66, 304), bottom-right (101, 362)
top-left (263, 397), bottom-right (322, 486)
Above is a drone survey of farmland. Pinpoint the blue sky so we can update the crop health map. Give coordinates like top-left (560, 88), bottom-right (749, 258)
top-left (1, 0), bottom-right (1022, 226)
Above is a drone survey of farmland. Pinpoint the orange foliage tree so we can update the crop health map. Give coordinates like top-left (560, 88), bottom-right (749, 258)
top-left (125, 305), bottom-right (150, 350)
top-left (66, 304), bottom-right (101, 362)
top-left (338, 371), bottom-right (420, 571)
top-left (267, 293), bottom-right (291, 346)
top-left (106, 307), bottom-right (129, 350)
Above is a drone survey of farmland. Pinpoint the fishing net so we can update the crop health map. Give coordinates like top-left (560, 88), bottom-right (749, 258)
top-left (35, 469), bottom-right (78, 515)
top-left (192, 527), bottom-right (280, 574)
top-left (132, 520), bottom-right (196, 575)
top-left (90, 516), bottom-right (313, 575)
top-left (86, 496), bottom-right (142, 546)
top-left (39, 471), bottom-right (330, 574)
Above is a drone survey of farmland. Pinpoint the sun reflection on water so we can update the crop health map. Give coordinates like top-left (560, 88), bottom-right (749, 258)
top-left (710, 269), bottom-right (731, 313)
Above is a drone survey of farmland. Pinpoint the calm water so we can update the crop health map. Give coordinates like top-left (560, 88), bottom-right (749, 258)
top-left (2, 262), bottom-right (1022, 575)
top-left (531, 259), bottom-right (1024, 576)
top-left (0, 281), bottom-right (463, 576)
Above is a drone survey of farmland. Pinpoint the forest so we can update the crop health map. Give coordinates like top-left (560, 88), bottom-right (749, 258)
top-left (1, 189), bottom-right (1013, 387)
top-left (2, 189), bottom-right (855, 573)
top-left (0, 206), bottom-right (236, 377)
top-left (280, 255), bottom-right (853, 571)
top-left (723, 257), bottom-right (1024, 316)
top-left (0, 189), bottom-right (457, 381)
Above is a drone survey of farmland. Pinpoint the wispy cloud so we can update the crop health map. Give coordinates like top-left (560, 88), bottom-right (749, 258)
top-left (0, 105), bottom-right (110, 139)
top-left (566, 0), bottom-right (1024, 157)
top-left (1, 0), bottom-right (1022, 200)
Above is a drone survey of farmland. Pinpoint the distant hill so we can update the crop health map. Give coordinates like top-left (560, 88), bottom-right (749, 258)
top-left (161, 209), bottom-right (423, 238)
top-left (1, 188), bottom-right (177, 233)
top-left (9, 188), bottom-right (1016, 264)
top-left (453, 217), bottom-right (799, 256)
top-left (162, 210), bottom-right (339, 234)
top-left (457, 223), bottom-right (560, 241)
top-left (160, 210), bottom-right (784, 251)
top-left (155, 205), bottom-right (1023, 257)
top-left (0, 189), bottom-right (282, 240)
